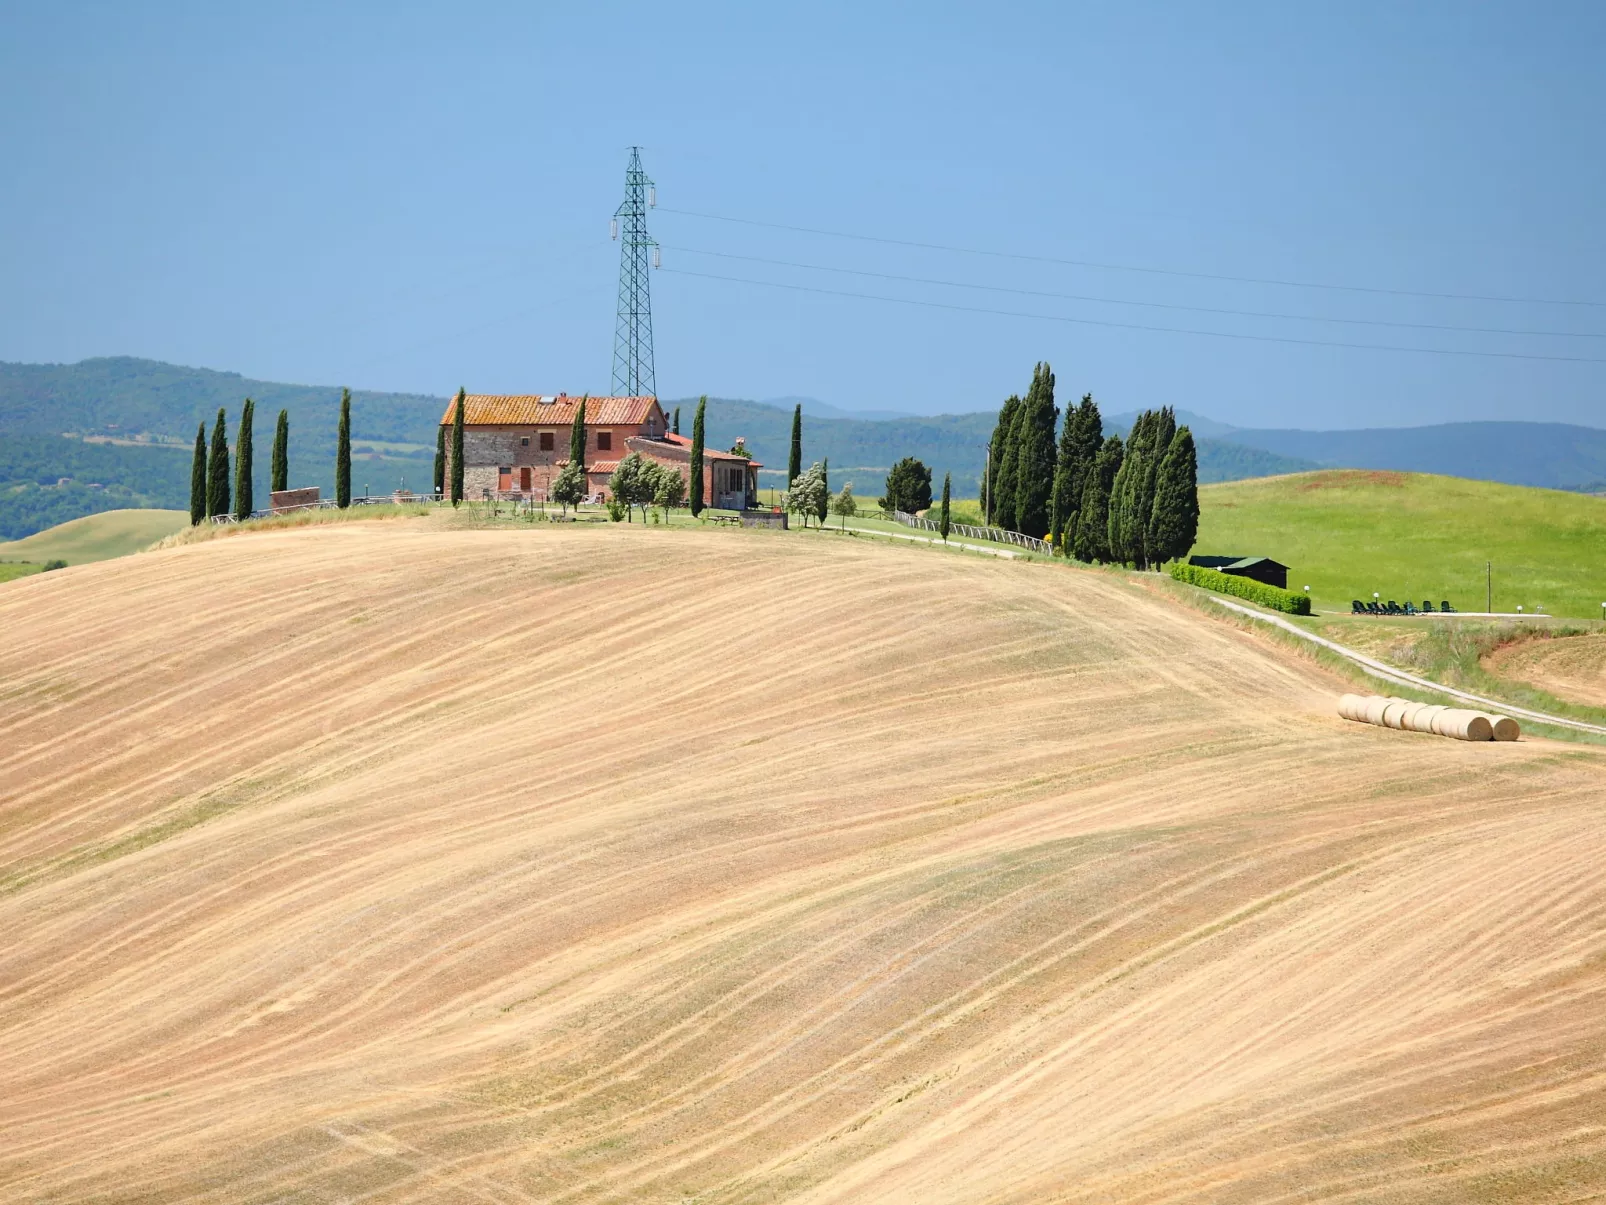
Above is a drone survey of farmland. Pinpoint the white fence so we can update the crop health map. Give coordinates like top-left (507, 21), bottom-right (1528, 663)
top-left (884, 510), bottom-right (1053, 555)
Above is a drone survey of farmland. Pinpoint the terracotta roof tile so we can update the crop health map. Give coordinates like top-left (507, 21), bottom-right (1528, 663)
top-left (440, 394), bottom-right (660, 426)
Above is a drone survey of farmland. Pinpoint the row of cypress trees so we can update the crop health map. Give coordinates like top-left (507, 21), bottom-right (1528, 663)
top-left (186, 394), bottom-right (348, 524)
top-left (985, 364), bottom-right (1199, 567)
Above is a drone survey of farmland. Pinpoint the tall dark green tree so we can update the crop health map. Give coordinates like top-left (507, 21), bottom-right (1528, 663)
top-left (1012, 362), bottom-right (1058, 540)
top-left (816, 458), bottom-right (830, 525)
top-left (206, 407), bottom-right (230, 520)
top-left (1147, 426), bottom-right (1200, 565)
top-left (189, 422), bottom-right (207, 525)
top-left (880, 457), bottom-right (933, 513)
top-left (939, 472), bottom-right (951, 542)
top-left (234, 399), bottom-right (255, 521)
top-left (672, 406), bottom-right (680, 435)
top-left (450, 387), bottom-right (467, 506)
top-left (1073, 434), bottom-right (1123, 563)
top-left (335, 388), bottom-right (352, 509)
top-left (1108, 410), bottom-right (1155, 566)
top-left (271, 408), bottom-right (289, 493)
top-left (689, 395), bottom-right (707, 517)
top-left (1050, 393), bottom-right (1102, 549)
top-left (989, 394), bottom-right (1023, 529)
top-left (787, 403), bottom-right (802, 489)
top-left (433, 423), bottom-right (446, 497)
top-left (568, 396), bottom-right (587, 477)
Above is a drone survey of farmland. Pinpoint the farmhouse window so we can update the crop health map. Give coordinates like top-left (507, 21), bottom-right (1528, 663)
top-left (520, 436), bottom-right (530, 447)
top-left (539, 432), bottom-right (554, 451)
top-left (597, 431), bottom-right (612, 451)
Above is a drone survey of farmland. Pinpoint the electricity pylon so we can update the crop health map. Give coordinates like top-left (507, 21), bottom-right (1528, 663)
top-left (611, 147), bottom-right (658, 398)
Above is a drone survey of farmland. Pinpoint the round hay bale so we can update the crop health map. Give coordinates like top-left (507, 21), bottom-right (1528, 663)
top-left (1337, 694), bottom-right (1368, 723)
top-left (1364, 696), bottom-right (1393, 726)
top-left (1434, 709), bottom-right (1493, 741)
top-left (1381, 700), bottom-right (1413, 729)
top-left (1488, 714), bottom-right (1521, 741)
top-left (1406, 705), bottom-right (1448, 734)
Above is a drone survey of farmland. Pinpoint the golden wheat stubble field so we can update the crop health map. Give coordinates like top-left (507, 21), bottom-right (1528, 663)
top-left (3, 521), bottom-right (1605, 1204)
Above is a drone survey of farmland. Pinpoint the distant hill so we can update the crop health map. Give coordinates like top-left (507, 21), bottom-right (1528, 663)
top-left (1219, 422), bottom-right (1606, 491)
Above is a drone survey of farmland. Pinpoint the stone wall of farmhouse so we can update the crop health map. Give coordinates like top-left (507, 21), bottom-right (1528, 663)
top-left (463, 465), bottom-right (499, 498)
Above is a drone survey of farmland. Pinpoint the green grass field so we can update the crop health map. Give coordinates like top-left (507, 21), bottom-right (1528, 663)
top-left (0, 508), bottom-right (189, 565)
top-left (1197, 471), bottom-right (1606, 619)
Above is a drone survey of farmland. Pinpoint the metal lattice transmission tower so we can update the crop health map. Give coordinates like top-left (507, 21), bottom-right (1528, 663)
top-left (611, 147), bottom-right (658, 397)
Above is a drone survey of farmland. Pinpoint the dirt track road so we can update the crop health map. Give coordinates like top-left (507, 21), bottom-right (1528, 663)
top-left (3, 521), bottom-right (1604, 1202)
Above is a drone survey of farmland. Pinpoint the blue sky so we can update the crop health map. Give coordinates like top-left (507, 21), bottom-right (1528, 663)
top-left (1, 0), bottom-right (1602, 427)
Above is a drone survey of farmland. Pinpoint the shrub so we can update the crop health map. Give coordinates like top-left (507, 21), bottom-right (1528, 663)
top-left (1169, 561), bottom-right (1311, 615)
top-left (42, 559), bottom-right (68, 571)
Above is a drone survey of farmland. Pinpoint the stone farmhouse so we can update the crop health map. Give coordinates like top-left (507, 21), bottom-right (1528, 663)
top-left (441, 394), bottom-right (763, 509)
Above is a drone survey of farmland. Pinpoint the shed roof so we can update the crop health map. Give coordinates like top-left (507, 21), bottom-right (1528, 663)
top-left (1189, 554), bottom-right (1291, 571)
top-left (440, 394), bottom-right (659, 426)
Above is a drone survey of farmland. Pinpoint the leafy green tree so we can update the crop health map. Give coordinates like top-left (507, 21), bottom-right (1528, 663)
top-left (1012, 362), bottom-right (1058, 539)
top-left (450, 387), bottom-right (466, 506)
top-left (1050, 393), bottom-right (1102, 549)
top-left (939, 472), bottom-right (951, 542)
top-left (607, 452), bottom-right (655, 522)
top-left (206, 407), bottom-right (230, 519)
top-left (991, 395), bottom-right (1023, 529)
top-left (569, 395), bottom-right (588, 477)
top-left (335, 388), bottom-right (352, 509)
top-left (551, 462), bottom-right (585, 515)
top-left (189, 422), bottom-right (206, 525)
top-left (433, 423), bottom-right (445, 498)
top-left (271, 408), bottom-right (289, 493)
top-left (880, 457), bottom-right (933, 514)
top-left (689, 396), bottom-right (707, 517)
top-left (1148, 426), bottom-right (1200, 564)
top-left (787, 461), bottom-right (827, 528)
top-left (653, 462), bottom-right (687, 515)
top-left (986, 394), bottom-right (1021, 526)
top-left (832, 482), bottom-right (856, 530)
top-left (788, 403), bottom-right (802, 491)
top-left (234, 398), bottom-right (255, 521)
top-left (1073, 434), bottom-right (1123, 563)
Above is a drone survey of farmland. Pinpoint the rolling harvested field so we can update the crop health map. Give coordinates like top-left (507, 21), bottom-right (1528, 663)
top-left (1485, 633), bottom-right (1606, 709)
top-left (3, 521), bottom-right (1606, 1203)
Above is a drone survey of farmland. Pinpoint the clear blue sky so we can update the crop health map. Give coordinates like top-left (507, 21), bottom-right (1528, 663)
top-left (2, 0), bottom-right (1602, 427)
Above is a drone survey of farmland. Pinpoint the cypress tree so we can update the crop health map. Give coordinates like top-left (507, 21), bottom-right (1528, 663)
top-left (689, 395), bottom-right (707, 517)
top-left (189, 422), bottom-right (207, 525)
top-left (569, 396), bottom-right (587, 476)
top-left (1050, 393), bottom-right (1102, 549)
top-left (1148, 426), bottom-right (1200, 565)
top-left (433, 423), bottom-right (445, 497)
top-left (816, 458), bottom-right (830, 525)
top-left (939, 472), bottom-right (951, 542)
top-left (991, 394), bottom-right (1024, 530)
top-left (1108, 410), bottom-right (1155, 566)
top-left (1137, 406), bottom-right (1176, 567)
top-left (1074, 434), bottom-right (1123, 563)
top-left (787, 403), bottom-right (802, 489)
top-left (450, 387), bottom-right (467, 505)
top-left (673, 406), bottom-right (680, 435)
top-left (1012, 362), bottom-right (1058, 540)
top-left (206, 408), bottom-right (230, 519)
top-left (234, 399), bottom-right (255, 521)
top-left (335, 388), bottom-right (352, 509)
top-left (271, 408), bottom-right (289, 493)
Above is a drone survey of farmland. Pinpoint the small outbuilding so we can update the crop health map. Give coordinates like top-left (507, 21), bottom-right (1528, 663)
top-left (1188, 554), bottom-right (1291, 591)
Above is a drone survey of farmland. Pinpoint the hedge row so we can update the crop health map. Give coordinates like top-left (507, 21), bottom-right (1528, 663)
top-left (1169, 561), bottom-right (1311, 615)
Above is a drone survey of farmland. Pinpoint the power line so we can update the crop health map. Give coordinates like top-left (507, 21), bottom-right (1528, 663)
top-left (664, 245), bottom-right (1604, 340)
top-left (658, 207), bottom-right (1606, 310)
top-left (658, 267), bottom-right (1606, 364)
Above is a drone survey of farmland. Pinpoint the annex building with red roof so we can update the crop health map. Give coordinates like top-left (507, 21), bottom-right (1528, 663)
top-left (439, 394), bottom-right (762, 510)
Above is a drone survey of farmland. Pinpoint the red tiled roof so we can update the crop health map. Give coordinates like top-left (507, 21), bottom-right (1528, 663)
top-left (635, 432), bottom-right (762, 467)
top-left (440, 394), bottom-right (659, 426)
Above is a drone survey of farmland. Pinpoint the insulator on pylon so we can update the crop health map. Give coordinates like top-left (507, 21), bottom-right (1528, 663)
top-left (648, 186), bottom-right (656, 208)
top-left (610, 218), bottom-right (618, 240)
top-left (653, 247), bottom-right (661, 269)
